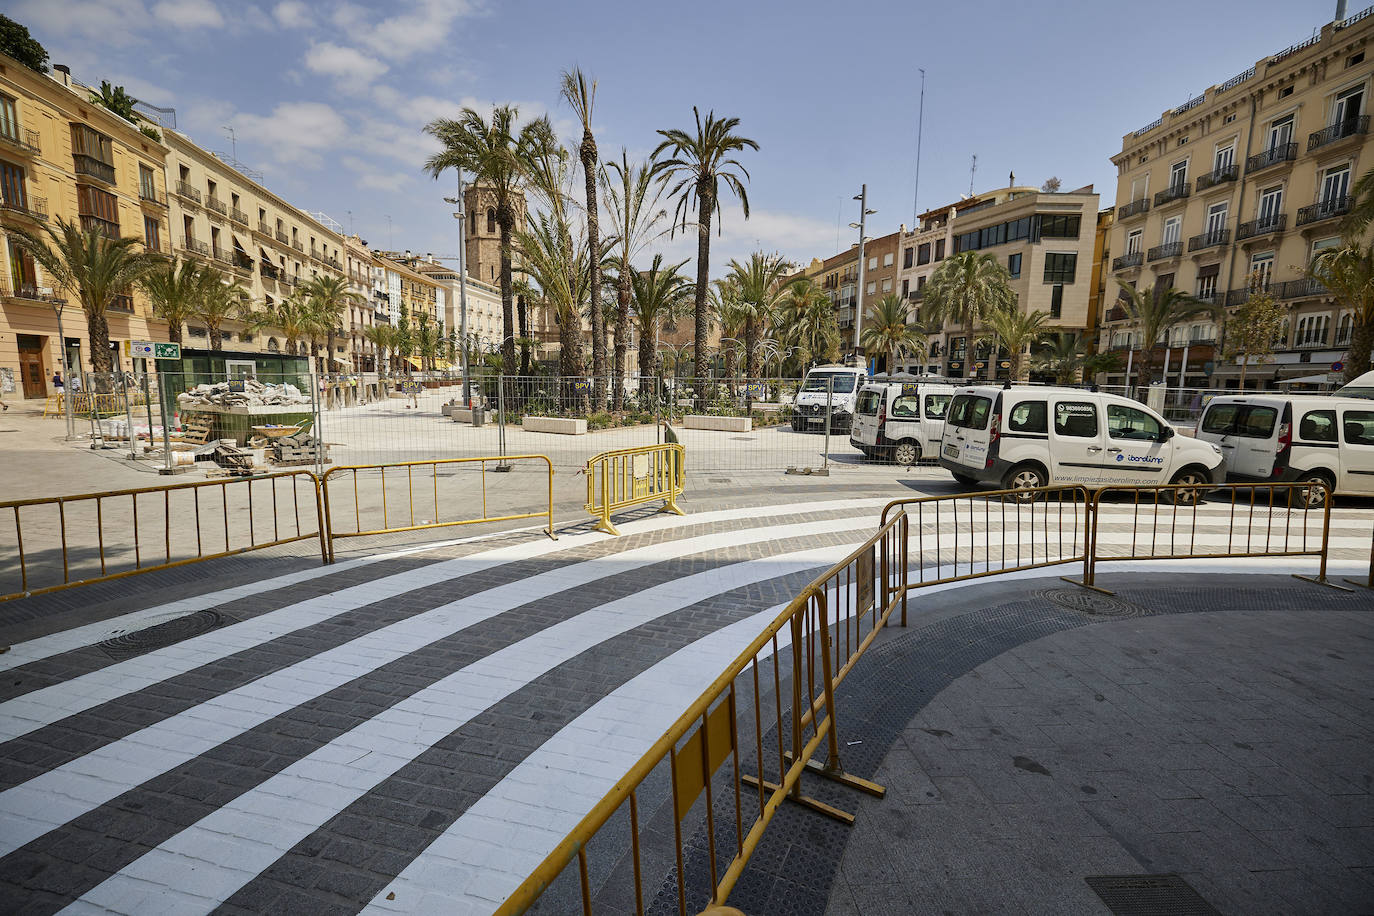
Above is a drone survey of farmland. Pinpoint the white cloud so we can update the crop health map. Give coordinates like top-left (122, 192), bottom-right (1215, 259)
top-left (358, 171), bottom-right (413, 192)
top-left (304, 42), bottom-right (388, 93)
top-left (349, 0), bottom-right (481, 61)
top-left (152, 0), bottom-right (224, 29)
top-left (647, 208), bottom-right (841, 279)
top-left (232, 101), bottom-right (349, 166)
top-left (10, 0), bottom-right (150, 45)
top-left (271, 0), bottom-right (308, 27)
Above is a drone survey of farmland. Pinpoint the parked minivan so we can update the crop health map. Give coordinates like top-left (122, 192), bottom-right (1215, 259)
top-left (850, 377), bottom-right (958, 466)
top-left (939, 385), bottom-right (1226, 500)
top-left (1195, 394), bottom-right (1374, 506)
top-left (792, 365), bottom-right (866, 433)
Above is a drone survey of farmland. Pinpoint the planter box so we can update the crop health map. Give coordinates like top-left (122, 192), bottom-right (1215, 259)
top-left (522, 416), bottom-right (586, 435)
top-left (683, 415), bottom-right (752, 433)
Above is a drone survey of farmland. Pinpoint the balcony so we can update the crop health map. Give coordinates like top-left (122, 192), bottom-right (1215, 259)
top-left (1236, 213), bottom-right (1285, 240)
top-left (1274, 277), bottom-right (1327, 300)
top-left (260, 262), bottom-right (280, 280)
top-left (1225, 287), bottom-right (1260, 307)
top-left (73, 154), bottom-right (116, 185)
top-left (907, 288), bottom-right (925, 301)
top-left (0, 126), bottom-right (40, 155)
top-left (1308, 115), bottom-right (1370, 152)
top-left (232, 257), bottom-right (254, 276)
top-left (1245, 142), bottom-right (1298, 174)
top-left (180, 237), bottom-right (209, 257)
top-left (206, 196), bottom-right (228, 216)
top-left (1117, 198), bottom-right (1150, 220)
top-left (292, 239), bottom-right (304, 253)
top-left (275, 229), bottom-right (289, 244)
top-left (1295, 334), bottom-right (1329, 350)
top-left (175, 181), bottom-right (202, 204)
top-left (0, 195), bottom-right (48, 222)
top-left (1112, 251), bottom-right (1144, 271)
top-left (108, 295), bottom-right (135, 314)
top-left (229, 207), bottom-right (249, 225)
top-left (1, 281), bottom-right (59, 302)
top-left (1196, 164), bottom-right (1239, 192)
top-left (78, 215), bottom-right (118, 237)
top-left (1296, 196), bottom-right (1353, 227)
top-left (1153, 183), bottom-right (1190, 207)
top-left (211, 245), bottom-right (233, 265)
top-left (1188, 228), bottom-right (1230, 252)
top-left (1147, 241), bottom-right (1183, 261)
top-left (310, 247), bottom-right (321, 260)
top-left (138, 185), bottom-right (166, 207)
top-left (323, 256), bottom-right (342, 270)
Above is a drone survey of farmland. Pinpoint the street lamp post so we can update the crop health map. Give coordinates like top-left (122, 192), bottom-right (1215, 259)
top-left (849, 185), bottom-right (877, 366)
top-left (444, 173), bottom-right (473, 406)
top-left (47, 295), bottom-right (75, 439)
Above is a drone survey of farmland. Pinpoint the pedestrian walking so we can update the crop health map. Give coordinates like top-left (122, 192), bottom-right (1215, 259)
top-left (69, 374), bottom-right (82, 394)
top-left (52, 370), bottom-right (64, 393)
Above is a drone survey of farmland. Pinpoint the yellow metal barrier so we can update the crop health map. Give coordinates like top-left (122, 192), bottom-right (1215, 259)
top-left (583, 442), bottom-right (685, 535)
top-left (319, 455), bottom-right (556, 562)
top-left (42, 391), bottom-right (151, 418)
top-left (0, 471), bottom-right (326, 603)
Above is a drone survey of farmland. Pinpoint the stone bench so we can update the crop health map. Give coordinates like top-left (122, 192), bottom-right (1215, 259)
top-left (682, 415), bottom-right (752, 433)
top-left (521, 416), bottom-right (587, 435)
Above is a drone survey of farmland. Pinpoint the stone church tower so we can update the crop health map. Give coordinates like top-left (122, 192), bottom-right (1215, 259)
top-left (464, 183), bottom-right (527, 285)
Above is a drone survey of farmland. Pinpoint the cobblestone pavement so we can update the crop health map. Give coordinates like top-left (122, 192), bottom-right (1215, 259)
top-left (0, 443), bottom-right (1371, 914)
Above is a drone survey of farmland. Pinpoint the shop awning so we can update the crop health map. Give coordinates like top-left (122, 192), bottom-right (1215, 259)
top-left (433, 359), bottom-right (453, 370)
top-left (403, 356), bottom-right (422, 369)
top-left (1281, 373), bottom-right (1336, 385)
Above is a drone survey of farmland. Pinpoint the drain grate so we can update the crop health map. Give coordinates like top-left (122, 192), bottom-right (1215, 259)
top-left (1085, 874), bottom-right (1221, 915)
top-left (1040, 588), bottom-right (1150, 618)
top-left (98, 610), bottom-right (227, 660)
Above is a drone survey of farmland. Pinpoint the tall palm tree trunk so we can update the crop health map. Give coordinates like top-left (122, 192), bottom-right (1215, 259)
top-left (581, 138), bottom-right (605, 409)
top-left (693, 185), bottom-right (714, 397)
top-left (517, 295), bottom-right (530, 375)
top-left (1347, 320), bottom-right (1373, 384)
top-left (498, 207), bottom-right (516, 375)
top-left (87, 310), bottom-right (113, 378)
top-left (615, 274), bottom-right (632, 407)
top-left (209, 324), bottom-right (224, 351)
top-left (744, 317), bottom-right (760, 379)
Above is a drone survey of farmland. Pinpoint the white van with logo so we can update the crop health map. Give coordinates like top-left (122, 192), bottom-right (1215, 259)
top-left (1335, 369), bottom-right (1374, 399)
top-left (791, 365), bottom-right (866, 433)
top-left (850, 377), bottom-right (957, 465)
top-left (939, 386), bottom-right (1225, 500)
top-left (1195, 394), bottom-right (1374, 507)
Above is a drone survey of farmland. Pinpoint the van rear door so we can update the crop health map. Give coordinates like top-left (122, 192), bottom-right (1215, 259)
top-left (1199, 401), bottom-right (1279, 478)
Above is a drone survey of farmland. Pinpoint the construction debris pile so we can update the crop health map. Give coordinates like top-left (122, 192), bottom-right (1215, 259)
top-left (177, 380), bottom-right (311, 408)
top-left (247, 429), bottom-right (329, 467)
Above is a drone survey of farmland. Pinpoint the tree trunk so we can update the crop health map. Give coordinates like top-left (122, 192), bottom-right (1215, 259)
top-left (209, 324), bottom-right (223, 352)
top-left (167, 320), bottom-right (183, 344)
top-left (581, 131), bottom-right (605, 410)
top-left (326, 328), bottom-right (335, 374)
top-left (87, 307), bottom-right (112, 382)
top-left (517, 294), bottom-right (530, 376)
top-left (1345, 318), bottom-right (1373, 384)
top-left (559, 312), bottom-right (583, 413)
top-left (638, 317), bottom-right (656, 380)
top-left (498, 203), bottom-right (516, 379)
top-left (614, 272), bottom-right (631, 409)
top-left (744, 317), bottom-right (759, 380)
top-left (693, 185), bottom-right (713, 405)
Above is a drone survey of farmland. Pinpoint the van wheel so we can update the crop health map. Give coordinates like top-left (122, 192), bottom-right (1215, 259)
top-left (790, 418), bottom-right (802, 432)
top-left (1291, 472), bottom-right (1334, 510)
top-left (952, 472), bottom-right (979, 486)
top-left (1166, 468), bottom-right (1210, 505)
top-left (1003, 464), bottom-right (1046, 502)
top-left (893, 441), bottom-right (921, 467)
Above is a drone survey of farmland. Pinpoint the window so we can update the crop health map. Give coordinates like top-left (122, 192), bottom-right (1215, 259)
top-left (890, 394), bottom-right (919, 418)
top-left (881, 278), bottom-right (892, 293)
top-left (0, 160), bottom-right (26, 208)
top-left (1107, 404), bottom-right (1164, 441)
top-left (1049, 284), bottom-right (1063, 319)
top-left (1250, 251), bottom-right (1274, 288)
top-left (76, 185), bottom-right (119, 235)
top-left (934, 239), bottom-right (945, 260)
top-left (1321, 165), bottom-right (1351, 203)
top-left (903, 247), bottom-right (914, 269)
top-left (1299, 410), bottom-right (1337, 443)
top-left (1278, 86), bottom-right (1294, 99)
top-left (882, 252), bottom-right (893, 267)
top-left (1214, 143), bottom-right (1235, 172)
top-left (1169, 160), bottom-right (1188, 189)
top-left (917, 243), bottom-right (930, 265)
top-left (1257, 185), bottom-right (1284, 229)
top-left (1053, 402), bottom-right (1097, 437)
top-left (1348, 52), bottom-right (1366, 68)
top-left (1161, 216), bottom-right (1181, 246)
top-left (1268, 115), bottom-right (1294, 150)
top-left (866, 282), bottom-right (875, 295)
top-left (1130, 175), bottom-right (1148, 202)
top-left (856, 390), bottom-right (882, 415)
top-left (947, 394), bottom-right (992, 430)
top-left (1039, 214), bottom-right (1081, 238)
top-left (1005, 217), bottom-right (1032, 243)
top-left (868, 256), bottom-right (877, 270)
top-left (1205, 202), bottom-right (1227, 235)
top-left (1333, 84), bottom-right (1364, 126)
top-left (1125, 229), bottom-right (1143, 255)
top-left (0, 93), bottom-right (17, 143)
top-left (1200, 403), bottom-right (1277, 437)
top-left (1341, 410), bottom-right (1374, 446)
top-left (1295, 314), bottom-right (1330, 347)
top-left (1337, 312), bottom-right (1354, 345)
top-left (70, 124), bottom-right (113, 164)
top-left (1008, 401), bottom-right (1047, 433)
top-left (1007, 252), bottom-right (1022, 278)
top-left (923, 394), bottom-right (950, 419)
top-left (1043, 253), bottom-right (1077, 283)
top-left (1197, 274), bottom-right (1217, 301)
top-left (901, 278), bottom-right (909, 297)
top-left (486, 208), bottom-right (496, 233)
top-left (143, 215), bottom-right (160, 251)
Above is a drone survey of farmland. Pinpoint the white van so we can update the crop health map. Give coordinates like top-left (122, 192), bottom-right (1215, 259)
top-left (791, 365), bottom-right (866, 433)
top-left (850, 377), bottom-right (957, 466)
top-left (1334, 369), bottom-right (1374, 399)
top-left (1195, 394), bottom-right (1374, 506)
top-left (939, 385), bottom-right (1226, 500)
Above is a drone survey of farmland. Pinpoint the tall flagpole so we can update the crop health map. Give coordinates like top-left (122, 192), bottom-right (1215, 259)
top-left (911, 68), bottom-right (925, 229)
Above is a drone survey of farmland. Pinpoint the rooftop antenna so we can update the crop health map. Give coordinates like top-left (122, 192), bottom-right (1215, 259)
top-left (347, 209), bottom-right (354, 235)
top-left (222, 125), bottom-right (236, 162)
top-left (911, 68), bottom-right (925, 229)
top-left (969, 154), bottom-right (977, 197)
top-left (385, 214), bottom-right (393, 249)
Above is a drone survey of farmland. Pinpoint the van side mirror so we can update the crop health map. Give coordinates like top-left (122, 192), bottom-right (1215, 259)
top-left (1162, 426), bottom-right (1175, 441)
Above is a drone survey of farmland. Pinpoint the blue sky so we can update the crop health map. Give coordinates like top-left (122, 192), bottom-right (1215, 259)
top-left (13, 0), bottom-right (1345, 274)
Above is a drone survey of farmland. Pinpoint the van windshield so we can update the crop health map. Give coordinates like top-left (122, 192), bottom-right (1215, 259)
top-left (947, 394), bottom-right (992, 430)
top-left (802, 373), bottom-right (858, 393)
top-left (1200, 404), bottom-right (1278, 438)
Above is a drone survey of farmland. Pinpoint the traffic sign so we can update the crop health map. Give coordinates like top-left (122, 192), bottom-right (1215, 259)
top-left (1332, 361), bottom-right (1344, 372)
top-left (153, 343), bottom-right (181, 360)
top-left (130, 340), bottom-right (156, 357)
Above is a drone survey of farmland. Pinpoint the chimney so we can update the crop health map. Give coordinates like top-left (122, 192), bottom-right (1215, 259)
top-left (404, 249), bottom-right (412, 260)
top-left (53, 64), bottom-right (72, 87)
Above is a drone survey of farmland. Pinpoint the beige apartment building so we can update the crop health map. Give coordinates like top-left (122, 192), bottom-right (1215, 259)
top-left (895, 184), bottom-right (1100, 378)
top-left (799, 229), bottom-right (901, 360)
top-left (0, 57), bottom-right (170, 399)
top-left (162, 130), bottom-right (354, 366)
top-left (1102, 6), bottom-right (1373, 388)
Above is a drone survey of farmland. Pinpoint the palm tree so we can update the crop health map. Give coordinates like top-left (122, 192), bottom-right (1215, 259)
top-left (193, 269), bottom-right (251, 350)
top-left (775, 278), bottom-right (841, 373)
top-left (860, 293), bottom-right (927, 373)
top-left (560, 68), bottom-right (607, 407)
top-left (249, 291), bottom-right (316, 358)
top-left (1308, 242), bottom-right (1374, 384)
top-left (922, 252), bottom-right (1015, 377)
top-left (137, 258), bottom-right (201, 344)
top-left (361, 324), bottom-right (391, 374)
top-left (1033, 331), bottom-right (1092, 385)
top-left (88, 81), bottom-right (140, 123)
top-left (630, 255), bottom-right (693, 378)
top-left (302, 274), bottom-right (363, 374)
top-left (711, 278), bottom-right (748, 380)
top-left (413, 313), bottom-right (441, 372)
top-left (1115, 280), bottom-right (1218, 389)
top-left (978, 307), bottom-right (1052, 381)
top-left (519, 211), bottom-right (590, 405)
top-left (1343, 166), bottom-right (1374, 240)
top-left (602, 149), bottom-right (670, 401)
top-left (8, 218), bottom-right (158, 377)
top-left (424, 105), bottom-right (548, 377)
top-left (655, 109), bottom-right (758, 401)
top-left (724, 252), bottom-right (794, 378)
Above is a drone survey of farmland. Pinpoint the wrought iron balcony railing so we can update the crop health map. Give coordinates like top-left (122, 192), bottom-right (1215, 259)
top-left (0, 195), bottom-right (48, 221)
top-left (1147, 241), bottom-right (1183, 261)
top-left (0, 126), bottom-right (40, 155)
top-left (1196, 164), bottom-right (1238, 192)
top-left (1188, 228), bottom-right (1230, 251)
top-left (1307, 115), bottom-right (1370, 152)
top-left (180, 237), bottom-right (209, 256)
top-left (1296, 196), bottom-right (1354, 227)
top-left (1246, 142), bottom-right (1298, 174)
top-left (1117, 198), bottom-right (1150, 220)
top-left (1112, 251), bottom-right (1144, 271)
top-left (1235, 213), bottom-right (1286, 240)
top-left (1153, 183), bottom-right (1190, 207)
top-left (139, 185), bottom-right (166, 206)
top-left (206, 196), bottom-right (228, 216)
top-left (229, 207), bottom-right (249, 225)
top-left (73, 154), bottom-right (116, 185)
top-left (175, 181), bottom-right (202, 203)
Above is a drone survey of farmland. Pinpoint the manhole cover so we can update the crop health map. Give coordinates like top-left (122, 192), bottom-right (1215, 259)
top-left (1039, 588), bottom-right (1150, 618)
top-left (98, 610), bottom-right (227, 660)
top-left (1084, 874), bottom-right (1220, 915)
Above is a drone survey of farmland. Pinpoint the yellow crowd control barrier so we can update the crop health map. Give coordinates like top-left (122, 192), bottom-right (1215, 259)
top-left (319, 455), bottom-right (556, 562)
top-left (42, 391), bottom-right (151, 418)
top-left (584, 442), bottom-right (686, 536)
top-left (0, 471), bottom-right (326, 603)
